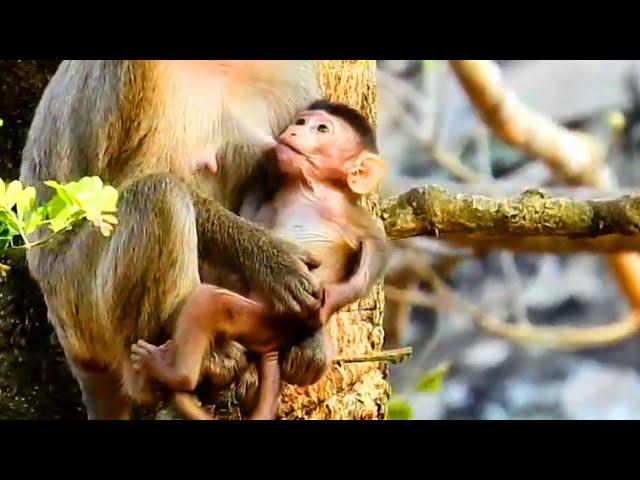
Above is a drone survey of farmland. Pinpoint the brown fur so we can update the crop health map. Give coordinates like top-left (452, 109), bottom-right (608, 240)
top-left (138, 105), bottom-right (389, 420)
top-left (20, 60), bottom-right (324, 418)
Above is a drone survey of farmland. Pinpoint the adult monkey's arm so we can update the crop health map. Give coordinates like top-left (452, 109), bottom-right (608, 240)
top-left (192, 188), bottom-right (321, 315)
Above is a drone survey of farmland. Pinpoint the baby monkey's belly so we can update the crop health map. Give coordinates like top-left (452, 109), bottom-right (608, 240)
top-left (305, 242), bottom-right (354, 285)
top-left (272, 222), bottom-right (356, 286)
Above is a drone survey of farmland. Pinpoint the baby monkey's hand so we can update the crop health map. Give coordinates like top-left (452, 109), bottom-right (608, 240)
top-left (317, 282), bottom-right (358, 326)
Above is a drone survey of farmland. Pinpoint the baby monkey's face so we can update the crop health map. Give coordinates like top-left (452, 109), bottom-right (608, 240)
top-left (275, 110), bottom-right (365, 181)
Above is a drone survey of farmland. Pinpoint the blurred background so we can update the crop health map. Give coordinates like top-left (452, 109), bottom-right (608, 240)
top-left (377, 60), bottom-right (640, 420)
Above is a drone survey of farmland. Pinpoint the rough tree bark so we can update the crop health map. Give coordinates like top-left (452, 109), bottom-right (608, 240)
top-left (382, 185), bottom-right (640, 253)
top-left (0, 60), bottom-right (389, 420)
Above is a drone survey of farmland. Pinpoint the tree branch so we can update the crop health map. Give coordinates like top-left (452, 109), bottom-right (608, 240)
top-left (414, 260), bottom-right (640, 351)
top-left (449, 60), bottom-right (607, 187)
top-left (473, 310), bottom-right (640, 351)
top-left (450, 60), bottom-right (640, 312)
top-left (382, 185), bottom-right (640, 253)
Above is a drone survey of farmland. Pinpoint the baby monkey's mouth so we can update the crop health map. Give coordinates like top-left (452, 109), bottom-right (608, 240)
top-left (277, 138), bottom-right (304, 156)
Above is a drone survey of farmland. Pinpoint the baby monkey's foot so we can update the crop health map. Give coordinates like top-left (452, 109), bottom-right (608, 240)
top-left (131, 339), bottom-right (174, 381)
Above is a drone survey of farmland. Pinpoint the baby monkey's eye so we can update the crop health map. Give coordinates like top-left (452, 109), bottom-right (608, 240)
top-left (317, 124), bottom-right (329, 133)
top-left (295, 118), bottom-right (306, 126)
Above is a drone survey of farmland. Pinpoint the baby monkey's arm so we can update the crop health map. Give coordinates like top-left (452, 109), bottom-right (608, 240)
top-left (319, 223), bottom-right (388, 325)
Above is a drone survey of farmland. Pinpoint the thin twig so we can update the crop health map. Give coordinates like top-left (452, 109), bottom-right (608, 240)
top-left (334, 347), bottom-right (413, 365)
top-left (426, 143), bottom-right (484, 183)
top-left (413, 261), bottom-right (640, 351)
top-left (378, 69), bottom-right (438, 122)
top-left (379, 67), bottom-right (487, 184)
top-left (420, 62), bottom-right (438, 141)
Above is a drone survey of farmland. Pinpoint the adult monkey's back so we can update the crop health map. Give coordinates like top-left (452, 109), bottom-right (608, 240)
top-left (19, 60), bottom-right (325, 419)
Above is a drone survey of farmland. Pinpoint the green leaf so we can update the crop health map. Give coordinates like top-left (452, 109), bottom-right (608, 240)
top-left (24, 206), bottom-right (46, 235)
top-left (77, 175), bottom-right (103, 192)
top-left (44, 181), bottom-right (78, 206)
top-left (43, 180), bottom-right (63, 191)
top-left (3, 180), bottom-right (23, 210)
top-left (45, 191), bottom-right (85, 233)
top-left (0, 176), bottom-right (119, 250)
top-left (66, 177), bottom-right (98, 203)
top-left (415, 361), bottom-right (452, 393)
top-left (16, 186), bottom-right (36, 222)
top-left (46, 194), bottom-right (71, 219)
top-left (98, 221), bottom-right (114, 237)
top-left (47, 204), bottom-right (78, 233)
top-left (64, 177), bottom-right (119, 228)
top-left (0, 208), bottom-right (21, 236)
top-left (387, 399), bottom-right (413, 420)
top-left (101, 214), bottom-right (118, 225)
top-left (97, 186), bottom-right (118, 212)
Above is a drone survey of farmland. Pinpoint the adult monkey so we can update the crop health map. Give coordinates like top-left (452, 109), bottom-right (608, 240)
top-left (19, 60), bottom-right (328, 419)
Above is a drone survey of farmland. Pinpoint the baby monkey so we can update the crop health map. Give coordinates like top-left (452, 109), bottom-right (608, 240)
top-left (131, 100), bottom-right (388, 420)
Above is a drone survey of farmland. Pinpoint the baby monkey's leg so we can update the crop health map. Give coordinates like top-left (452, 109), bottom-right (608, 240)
top-left (248, 351), bottom-right (281, 420)
top-left (131, 284), bottom-right (269, 392)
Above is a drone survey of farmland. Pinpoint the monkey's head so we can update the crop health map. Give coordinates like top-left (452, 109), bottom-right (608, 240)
top-left (274, 100), bottom-right (386, 195)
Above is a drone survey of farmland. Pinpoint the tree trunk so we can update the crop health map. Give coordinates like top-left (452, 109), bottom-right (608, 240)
top-left (0, 60), bottom-right (389, 420)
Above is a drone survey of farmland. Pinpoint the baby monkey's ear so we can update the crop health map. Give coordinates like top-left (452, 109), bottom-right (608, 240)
top-left (346, 152), bottom-right (387, 195)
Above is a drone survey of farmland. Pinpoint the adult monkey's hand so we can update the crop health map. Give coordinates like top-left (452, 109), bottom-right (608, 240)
top-left (245, 232), bottom-right (322, 315)
top-left (194, 192), bottom-right (321, 315)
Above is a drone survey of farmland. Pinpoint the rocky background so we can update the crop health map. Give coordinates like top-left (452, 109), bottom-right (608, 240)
top-left (379, 60), bottom-right (640, 420)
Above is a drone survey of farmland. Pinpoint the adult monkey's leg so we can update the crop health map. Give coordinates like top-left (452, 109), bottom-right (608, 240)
top-left (66, 357), bottom-right (133, 420)
top-left (105, 174), bottom-right (202, 407)
top-left (40, 173), bottom-right (203, 419)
